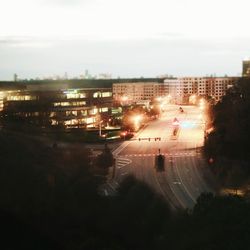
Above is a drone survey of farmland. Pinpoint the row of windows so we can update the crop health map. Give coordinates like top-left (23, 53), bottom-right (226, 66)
top-left (6, 92), bottom-right (112, 102)
top-left (13, 107), bottom-right (109, 118)
top-left (52, 117), bottom-right (96, 126)
top-left (66, 93), bottom-right (86, 99)
top-left (93, 92), bottom-right (112, 98)
top-left (53, 101), bottom-right (86, 107)
top-left (7, 95), bottom-right (37, 101)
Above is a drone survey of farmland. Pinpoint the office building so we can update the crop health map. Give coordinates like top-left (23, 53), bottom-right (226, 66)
top-left (1, 88), bottom-right (113, 129)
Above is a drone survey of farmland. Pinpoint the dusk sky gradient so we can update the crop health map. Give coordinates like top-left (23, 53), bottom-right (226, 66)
top-left (1, 0), bottom-right (250, 80)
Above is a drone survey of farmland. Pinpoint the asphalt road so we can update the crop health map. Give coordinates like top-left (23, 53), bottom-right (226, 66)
top-left (109, 105), bottom-right (214, 209)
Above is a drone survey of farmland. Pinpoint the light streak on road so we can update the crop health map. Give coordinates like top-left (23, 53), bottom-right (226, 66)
top-left (110, 105), bottom-right (214, 209)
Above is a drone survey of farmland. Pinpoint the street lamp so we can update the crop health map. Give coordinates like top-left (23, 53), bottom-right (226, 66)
top-left (121, 96), bottom-right (128, 102)
top-left (189, 94), bottom-right (197, 104)
top-left (99, 120), bottom-right (103, 137)
top-left (199, 98), bottom-right (205, 110)
top-left (121, 131), bottom-right (127, 140)
top-left (132, 115), bottom-right (142, 131)
top-left (120, 95), bottom-right (129, 106)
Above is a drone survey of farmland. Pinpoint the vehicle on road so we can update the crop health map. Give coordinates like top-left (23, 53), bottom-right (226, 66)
top-left (171, 118), bottom-right (180, 139)
top-left (173, 117), bottom-right (180, 126)
top-left (120, 130), bottom-right (134, 140)
top-left (173, 127), bottom-right (179, 136)
top-left (155, 150), bottom-right (165, 171)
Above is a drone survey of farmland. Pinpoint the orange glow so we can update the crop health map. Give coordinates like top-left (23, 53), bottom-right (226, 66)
top-left (121, 96), bottom-right (129, 102)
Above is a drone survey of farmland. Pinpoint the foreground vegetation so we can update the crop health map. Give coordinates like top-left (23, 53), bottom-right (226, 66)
top-left (205, 77), bottom-right (250, 192)
top-left (1, 131), bottom-right (250, 249)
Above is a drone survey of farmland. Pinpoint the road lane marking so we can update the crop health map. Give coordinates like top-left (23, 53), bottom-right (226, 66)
top-left (121, 152), bottom-right (196, 158)
top-left (173, 181), bottom-right (182, 185)
top-left (108, 183), bottom-right (117, 192)
top-left (175, 159), bottom-right (197, 203)
top-left (116, 157), bottom-right (132, 169)
top-left (112, 141), bottom-right (132, 156)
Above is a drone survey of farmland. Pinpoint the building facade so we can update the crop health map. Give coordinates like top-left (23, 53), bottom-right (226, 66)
top-left (112, 82), bottom-right (166, 105)
top-left (242, 60), bottom-right (250, 77)
top-left (113, 78), bottom-right (239, 104)
top-left (164, 77), bottom-right (239, 103)
top-left (1, 88), bottom-right (113, 129)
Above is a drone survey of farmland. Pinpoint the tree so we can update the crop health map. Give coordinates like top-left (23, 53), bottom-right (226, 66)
top-left (96, 143), bottom-right (114, 168)
top-left (122, 106), bottom-right (146, 131)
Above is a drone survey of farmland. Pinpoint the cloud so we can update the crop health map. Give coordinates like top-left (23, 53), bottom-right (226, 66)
top-left (0, 34), bottom-right (247, 80)
top-left (0, 36), bottom-right (53, 48)
top-left (39, 0), bottom-right (92, 6)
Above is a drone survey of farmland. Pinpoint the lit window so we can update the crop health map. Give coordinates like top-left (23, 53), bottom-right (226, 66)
top-left (64, 119), bottom-right (80, 126)
top-left (102, 92), bottom-right (112, 97)
top-left (80, 110), bottom-right (87, 116)
top-left (53, 102), bottom-right (70, 106)
top-left (53, 101), bottom-right (86, 107)
top-left (51, 119), bottom-right (58, 125)
top-left (66, 93), bottom-right (86, 99)
top-left (85, 117), bottom-right (95, 124)
top-left (71, 101), bottom-right (86, 106)
top-left (50, 112), bottom-right (56, 117)
top-left (89, 108), bottom-right (98, 115)
top-left (93, 92), bottom-right (101, 98)
top-left (7, 95), bottom-right (37, 101)
top-left (66, 111), bottom-right (77, 116)
top-left (99, 107), bottom-right (108, 112)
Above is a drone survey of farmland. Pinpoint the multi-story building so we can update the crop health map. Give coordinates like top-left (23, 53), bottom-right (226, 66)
top-left (164, 77), bottom-right (239, 103)
top-left (163, 79), bottom-right (181, 103)
top-left (242, 59), bottom-right (250, 77)
top-left (1, 88), bottom-right (113, 129)
top-left (113, 82), bottom-right (165, 105)
top-left (113, 78), bottom-right (238, 105)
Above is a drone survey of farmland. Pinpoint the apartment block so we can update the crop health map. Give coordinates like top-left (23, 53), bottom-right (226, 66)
top-left (113, 82), bottom-right (165, 104)
top-left (164, 77), bottom-right (239, 103)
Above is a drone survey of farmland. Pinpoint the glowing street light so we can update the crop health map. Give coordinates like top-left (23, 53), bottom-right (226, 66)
top-left (120, 131), bottom-right (127, 140)
top-left (132, 114), bottom-right (143, 131)
top-left (199, 98), bottom-right (206, 110)
top-left (121, 95), bottom-right (128, 102)
top-left (189, 94), bottom-right (197, 104)
top-left (133, 115), bottom-right (142, 124)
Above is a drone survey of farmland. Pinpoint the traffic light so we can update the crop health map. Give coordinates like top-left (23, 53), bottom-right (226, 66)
top-left (155, 137), bottom-right (161, 141)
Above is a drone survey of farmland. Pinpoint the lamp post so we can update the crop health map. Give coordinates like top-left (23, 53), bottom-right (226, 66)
top-left (99, 120), bottom-right (103, 137)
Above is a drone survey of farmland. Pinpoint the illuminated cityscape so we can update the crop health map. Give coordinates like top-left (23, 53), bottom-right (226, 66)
top-left (1, 0), bottom-right (250, 249)
top-left (1, 65), bottom-right (250, 250)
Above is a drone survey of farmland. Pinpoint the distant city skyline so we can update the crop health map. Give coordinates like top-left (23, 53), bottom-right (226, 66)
top-left (1, 0), bottom-right (250, 80)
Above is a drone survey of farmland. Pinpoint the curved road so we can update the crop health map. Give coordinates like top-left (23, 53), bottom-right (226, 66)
top-left (110, 105), bottom-right (214, 209)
